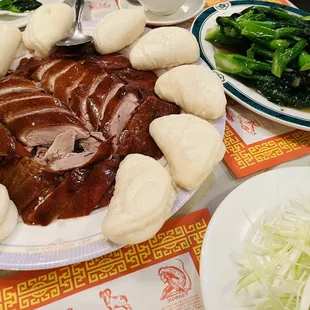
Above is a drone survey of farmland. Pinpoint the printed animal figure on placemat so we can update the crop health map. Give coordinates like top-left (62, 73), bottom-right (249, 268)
top-left (99, 289), bottom-right (132, 310)
top-left (158, 259), bottom-right (192, 300)
top-left (226, 105), bottom-right (277, 135)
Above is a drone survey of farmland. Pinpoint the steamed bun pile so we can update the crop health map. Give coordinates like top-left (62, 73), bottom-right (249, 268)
top-left (101, 154), bottom-right (176, 245)
top-left (23, 3), bottom-right (74, 58)
top-left (0, 184), bottom-right (18, 242)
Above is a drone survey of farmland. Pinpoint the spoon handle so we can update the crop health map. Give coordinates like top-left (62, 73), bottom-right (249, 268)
top-left (74, 0), bottom-right (84, 31)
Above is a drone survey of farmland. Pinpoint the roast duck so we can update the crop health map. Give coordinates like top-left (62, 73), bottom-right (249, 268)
top-left (0, 49), bottom-right (180, 226)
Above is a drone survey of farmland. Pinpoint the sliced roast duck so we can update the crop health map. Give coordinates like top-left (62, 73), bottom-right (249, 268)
top-left (0, 52), bottom-right (180, 226)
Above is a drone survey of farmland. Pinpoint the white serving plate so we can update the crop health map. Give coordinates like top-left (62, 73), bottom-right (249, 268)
top-left (200, 166), bottom-right (310, 310)
top-left (0, 0), bottom-right (64, 28)
top-left (0, 28), bottom-right (226, 270)
top-left (191, 0), bottom-right (310, 131)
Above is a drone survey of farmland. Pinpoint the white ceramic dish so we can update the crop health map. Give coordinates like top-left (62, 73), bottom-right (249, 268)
top-left (0, 27), bottom-right (226, 270)
top-left (0, 0), bottom-right (64, 28)
top-left (192, 1), bottom-right (310, 131)
top-left (118, 0), bottom-right (205, 26)
top-left (200, 166), bottom-right (310, 310)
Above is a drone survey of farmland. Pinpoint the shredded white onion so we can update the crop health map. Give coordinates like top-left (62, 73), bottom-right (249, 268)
top-left (236, 194), bottom-right (310, 310)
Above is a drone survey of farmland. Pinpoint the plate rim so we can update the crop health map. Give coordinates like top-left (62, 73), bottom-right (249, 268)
top-left (191, 0), bottom-right (310, 131)
top-left (199, 166), bottom-right (310, 309)
top-left (0, 0), bottom-right (65, 28)
top-left (118, 0), bottom-right (205, 26)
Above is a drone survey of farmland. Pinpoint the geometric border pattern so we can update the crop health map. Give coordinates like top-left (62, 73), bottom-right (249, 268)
top-left (0, 209), bottom-right (211, 310)
top-left (224, 121), bottom-right (310, 178)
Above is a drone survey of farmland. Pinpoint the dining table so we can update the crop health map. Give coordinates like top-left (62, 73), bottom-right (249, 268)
top-left (1, 0), bottom-right (310, 308)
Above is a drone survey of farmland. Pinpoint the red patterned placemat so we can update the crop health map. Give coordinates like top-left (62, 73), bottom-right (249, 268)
top-left (0, 209), bottom-right (211, 310)
top-left (224, 102), bottom-right (310, 178)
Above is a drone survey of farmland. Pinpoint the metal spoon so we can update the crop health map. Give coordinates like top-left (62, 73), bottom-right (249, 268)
top-left (56, 0), bottom-right (92, 47)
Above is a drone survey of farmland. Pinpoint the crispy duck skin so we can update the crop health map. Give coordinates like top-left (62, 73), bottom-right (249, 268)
top-left (86, 74), bottom-right (125, 131)
top-left (96, 182), bottom-right (115, 209)
top-left (32, 59), bottom-right (62, 81)
top-left (21, 168), bottom-right (91, 226)
top-left (101, 85), bottom-right (142, 142)
top-left (115, 68), bottom-right (158, 92)
top-left (116, 96), bottom-right (180, 158)
top-left (7, 112), bottom-right (89, 147)
top-left (117, 131), bottom-right (163, 159)
top-left (125, 95), bottom-right (181, 130)
top-left (40, 59), bottom-right (76, 93)
top-left (70, 62), bottom-right (107, 126)
top-left (22, 158), bottom-right (119, 225)
top-left (0, 123), bottom-right (29, 156)
top-left (0, 96), bottom-right (68, 123)
top-left (0, 91), bottom-right (50, 105)
top-left (0, 76), bottom-right (39, 96)
top-left (59, 158), bottom-right (119, 219)
top-left (53, 62), bottom-right (86, 105)
top-left (0, 157), bottom-right (21, 183)
top-left (0, 52), bottom-right (182, 225)
top-left (53, 47), bottom-right (132, 70)
top-left (82, 53), bottom-right (132, 70)
top-left (11, 57), bottom-right (44, 79)
top-left (1, 157), bottom-right (60, 212)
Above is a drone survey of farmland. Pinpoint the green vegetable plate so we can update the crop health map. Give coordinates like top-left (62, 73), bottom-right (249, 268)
top-left (191, 1), bottom-right (310, 131)
top-left (0, 0), bottom-right (64, 28)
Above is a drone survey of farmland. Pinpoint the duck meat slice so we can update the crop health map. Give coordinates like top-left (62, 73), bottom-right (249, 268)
top-left (126, 96), bottom-right (181, 131)
top-left (83, 53), bottom-right (132, 70)
top-left (12, 57), bottom-right (44, 79)
top-left (123, 113), bottom-right (154, 132)
top-left (101, 85), bottom-right (142, 144)
top-left (0, 91), bottom-right (50, 106)
top-left (42, 129), bottom-right (76, 161)
top-left (115, 96), bottom-right (180, 158)
top-left (40, 59), bottom-right (76, 93)
top-left (53, 62), bottom-right (86, 105)
top-left (7, 111), bottom-right (89, 147)
top-left (11, 169), bottom-right (60, 213)
top-left (0, 96), bottom-right (68, 123)
top-left (1, 157), bottom-right (60, 212)
top-left (22, 168), bottom-right (91, 226)
top-left (59, 158), bottom-right (119, 219)
top-left (36, 133), bottom-right (112, 172)
top-left (69, 62), bottom-right (107, 125)
top-left (96, 182), bottom-right (115, 209)
top-left (86, 74), bottom-right (125, 131)
top-left (21, 185), bottom-right (58, 225)
top-left (115, 68), bottom-right (158, 91)
top-left (0, 157), bottom-right (21, 183)
top-left (2, 157), bottom-right (41, 191)
top-left (117, 130), bottom-right (162, 159)
top-left (0, 76), bottom-right (39, 97)
top-left (0, 122), bottom-right (29, 156)
top-left (31, 58), bottom-right (62, 81)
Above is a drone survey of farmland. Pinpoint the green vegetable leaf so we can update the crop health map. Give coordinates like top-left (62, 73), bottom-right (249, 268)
top-left (0, 0), bottom-right (41, 13)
